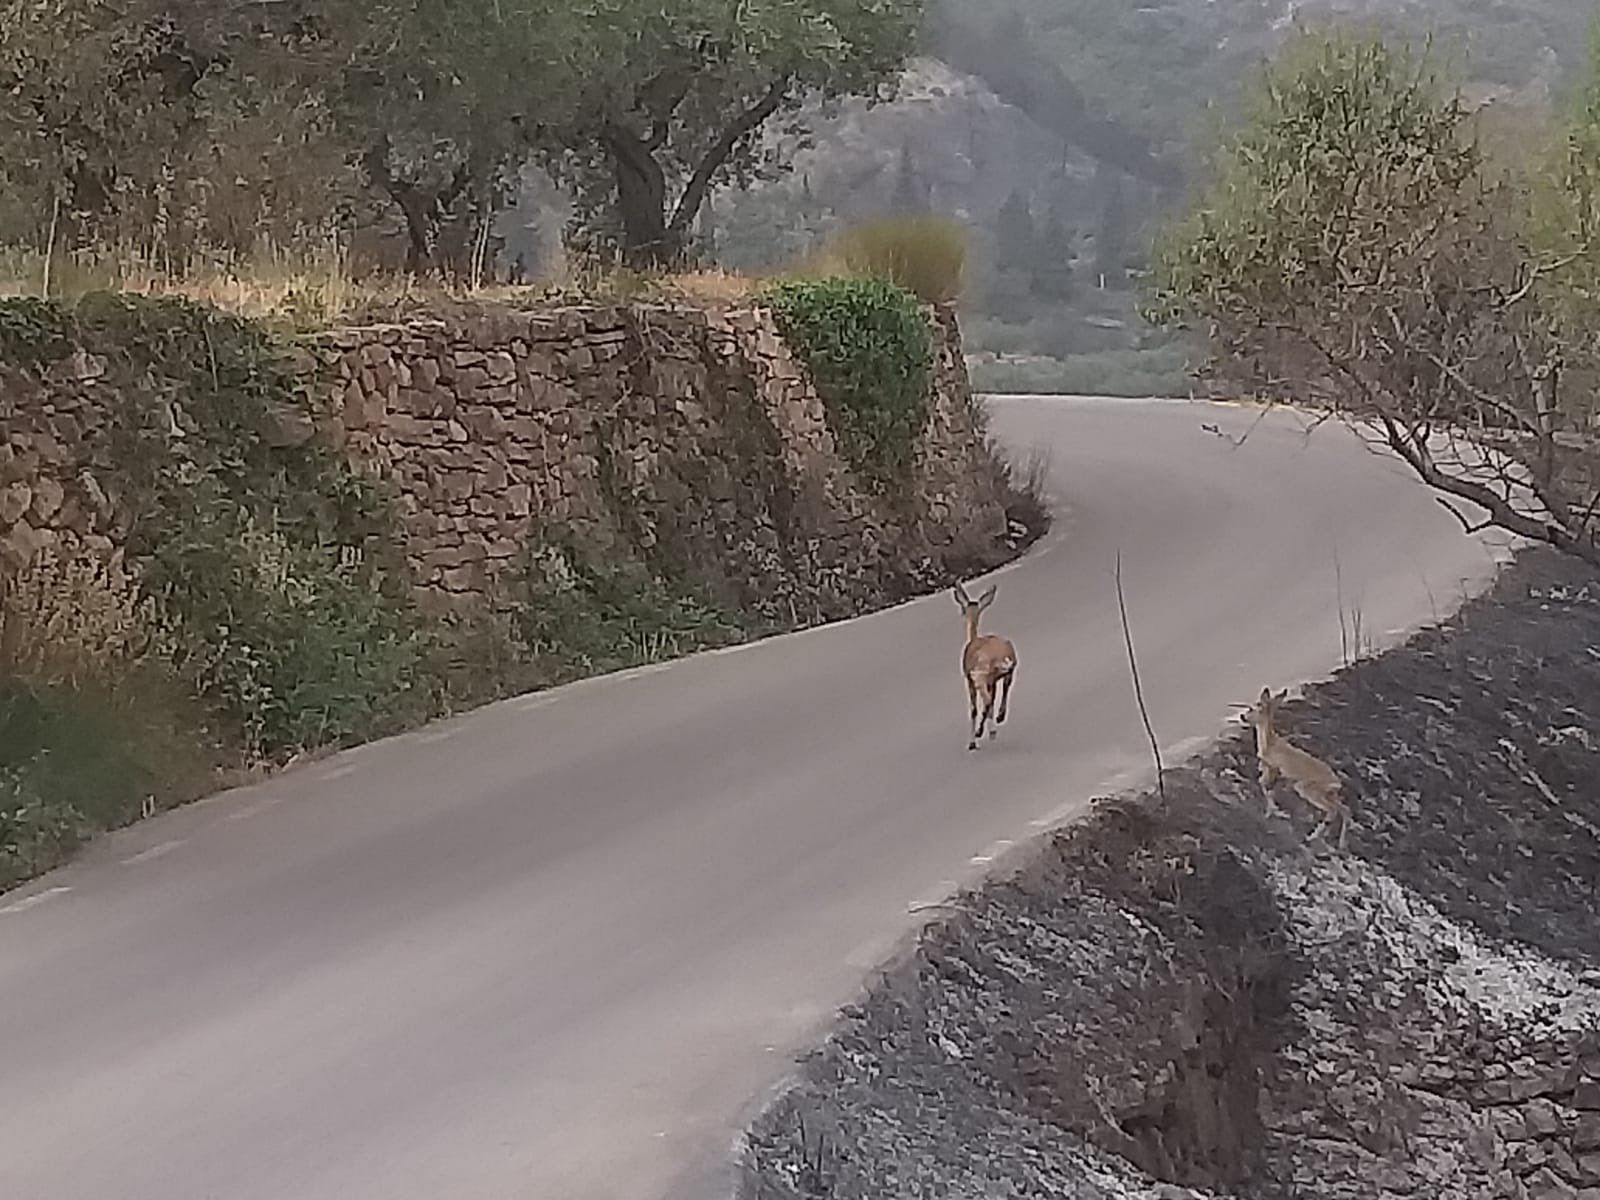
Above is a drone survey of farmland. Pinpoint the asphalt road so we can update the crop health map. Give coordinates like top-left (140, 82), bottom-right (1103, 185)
top-left (0, 398), bottom-right (1513, 1200)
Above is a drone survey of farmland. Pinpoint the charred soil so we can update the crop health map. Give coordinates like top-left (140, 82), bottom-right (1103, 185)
top-left (742, 550), bottom-right (1600, 1200)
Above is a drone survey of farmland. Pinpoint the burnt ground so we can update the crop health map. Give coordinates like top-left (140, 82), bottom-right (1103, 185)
top-left (738, 549), bottom-right (1600, 1200)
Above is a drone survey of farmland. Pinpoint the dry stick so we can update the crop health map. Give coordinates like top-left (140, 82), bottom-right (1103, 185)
top-left (1114, 549), bottom-right (1164, 799)
top-left (1333, 541), bottom-right (1350, 668)
top-left (41, 190), bottom-right (60, 300)
top-left (1421, 573), bottom-right (1441, 626)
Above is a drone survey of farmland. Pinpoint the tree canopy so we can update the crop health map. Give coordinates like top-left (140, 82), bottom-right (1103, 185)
top-left (1146, 30), bottom-right (1600, 567)
top-left (546, 0), bottom-right (923, 267)
top-left (0, 0), bottom-right (923, 273)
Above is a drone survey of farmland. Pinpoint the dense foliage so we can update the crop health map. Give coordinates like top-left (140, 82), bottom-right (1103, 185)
top-left (1146, 30), bottom-right (1600, 566)
top-left (0, 0), bottom-right (923, 274)
top-left (765, 277), bottom-right (933, 490)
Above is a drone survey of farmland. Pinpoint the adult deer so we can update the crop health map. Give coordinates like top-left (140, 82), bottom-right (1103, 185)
top-left (953, 581), bottom-right (1017, 751)
top-left (1245, 686), bottom-right (1349, 848)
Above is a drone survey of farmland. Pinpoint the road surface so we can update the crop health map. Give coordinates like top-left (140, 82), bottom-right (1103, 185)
top-left (0, 398), bottom-right (1511, 1200)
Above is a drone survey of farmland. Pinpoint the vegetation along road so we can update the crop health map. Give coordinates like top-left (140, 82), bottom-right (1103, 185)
top-left (0, 397), bottom-right (1510, 1200)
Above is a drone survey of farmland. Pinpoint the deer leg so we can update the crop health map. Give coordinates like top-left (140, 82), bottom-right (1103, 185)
top-left (995, 668), bottom-right (1015, 725)
top-left (984, 684), bottom-right (999, 739)
top-left (1259, 762), bottom-right (1284, 818)
top-left (967, 676), bottom-right (981, 751)
top-left (974, 680), bottom-right (995, 745)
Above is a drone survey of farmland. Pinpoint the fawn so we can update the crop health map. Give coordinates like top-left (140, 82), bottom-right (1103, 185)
top-left (953, 581), bottom-right (1017, 751)
top-left (1246, 687), bottom-right (1349, 848)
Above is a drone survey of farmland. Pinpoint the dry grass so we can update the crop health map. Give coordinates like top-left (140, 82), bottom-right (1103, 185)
top-left (0, 239), bottom-right (779, 327)
top-left (0, 220), bottom-right (961, 331)
top-left (827, 216), bottom-right (968, 304)
top-left (995, 441), bottom-right (1053, 543)
top-left (657, 268), bottom-right (764, 304)
top-left (0, 543), bottom-right (156, 691)
top-left (0, 238), bottom-right (370, 323)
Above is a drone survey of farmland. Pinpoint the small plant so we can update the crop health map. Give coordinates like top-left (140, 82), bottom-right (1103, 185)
top-left (512, 535), bottom-right (751, 681)
top-left (150, 519), bottom-right (439, 760)
top-left (763, 276), bottom-right (934, 491)
top-left (994, 442), bottom-right (1053, 546)
top-left (0, 543), bottom-right (156, 690)
top-left (0, 673), bottom-right (208, 890)
top-left (830, 216), bottom-right (967, 304)
top-left (0, 765), bottom-right (91, 891)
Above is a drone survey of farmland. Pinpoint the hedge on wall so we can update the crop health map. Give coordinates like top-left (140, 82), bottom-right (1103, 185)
top-left (762, 277), bottom-right (933, 492)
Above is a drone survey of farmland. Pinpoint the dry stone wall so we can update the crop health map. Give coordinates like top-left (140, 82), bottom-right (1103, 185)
top-left (294, 300), bottom-right (1012, 615)
top-left (1, 300), bottom-right (1018, 623)
top-left (0, 346), bottom-right (129, 571)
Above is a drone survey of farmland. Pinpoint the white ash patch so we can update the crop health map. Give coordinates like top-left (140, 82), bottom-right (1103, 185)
top-left (1268, 850), bottom-right (1600, 1030)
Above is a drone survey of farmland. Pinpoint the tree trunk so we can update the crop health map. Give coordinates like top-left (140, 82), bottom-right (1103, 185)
top-left (363, 140), bottom-right (483, 277)
top-left (392, 188), bottom-right (441, 275)
top-left (604, 122), bottom-right (682, 270)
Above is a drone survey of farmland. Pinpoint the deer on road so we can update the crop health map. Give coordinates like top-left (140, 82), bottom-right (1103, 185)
top-left (953, 581), bottom-right (1017, 751)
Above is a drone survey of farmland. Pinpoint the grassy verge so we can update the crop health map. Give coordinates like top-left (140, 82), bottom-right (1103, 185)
top-left (968, 344), bottom-right (1194, 397)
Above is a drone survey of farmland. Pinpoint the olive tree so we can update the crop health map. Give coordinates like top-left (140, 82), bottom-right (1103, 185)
top-left (321, 0), bottom-right (581, 274)
top-left (1145, 31), bottom-right (1600, 567)
top-left (547, 0), bottom-right (924, 268)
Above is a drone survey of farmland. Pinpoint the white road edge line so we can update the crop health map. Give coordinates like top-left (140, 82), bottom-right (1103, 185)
top-left (0, 886), bottom-right (70, 916)
top-left (227, 797), bottom-right (283, 822)
top-left (969, 838), bottom-right (1013, 865)
top-left (121, 840), bottom-right (185, 866)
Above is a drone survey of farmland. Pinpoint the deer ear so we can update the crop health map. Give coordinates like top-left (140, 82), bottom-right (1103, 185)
top-left (1273, 689), bottom-right (1289, 703)
top-left (1258, 686), bottom-right (1272, 703)
top-left (951, 586), bottom-right (969, 609)
top-left (977, 584), bottom-right (997, 609)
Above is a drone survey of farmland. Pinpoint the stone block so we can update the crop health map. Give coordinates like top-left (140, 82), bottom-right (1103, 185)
top-left (0, 480), bottom-right (32, 525)
top-left (462, 408), bottom-right (507, 442)
top-left (414, 357), bottom-right (441, 389)
top-left (1578, 1114), bottom-right (1600, 1152)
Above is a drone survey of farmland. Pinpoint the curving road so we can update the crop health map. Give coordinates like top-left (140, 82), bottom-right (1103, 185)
top-left (0, 398), bottom-right (1512, 1200)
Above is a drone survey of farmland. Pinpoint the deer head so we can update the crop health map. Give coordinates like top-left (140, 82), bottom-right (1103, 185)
top-left (952, 582), bottom-right (997, 639)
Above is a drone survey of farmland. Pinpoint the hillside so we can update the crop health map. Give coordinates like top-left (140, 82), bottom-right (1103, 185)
top-left (710, 0), bottom-right (1594, 393)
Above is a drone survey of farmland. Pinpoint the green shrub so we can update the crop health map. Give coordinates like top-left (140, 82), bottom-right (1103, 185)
top-left (152, 520), bottom-right (440, 758)
top-left (0, 676), bottom-right (210, 889)
top-left (513, 535), bottom-right (751, 681)
top-left (831, 215), bottom-right (967, 303)
top-left (763, 277), bottom-right (934, 491)
top-left (0, 767), bottom-right (91, 892)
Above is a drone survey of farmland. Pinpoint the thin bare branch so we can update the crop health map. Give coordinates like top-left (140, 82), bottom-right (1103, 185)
top-left (1114, 550), bottom-right (1164, 800)
top-left (1435, 495), bottom-right (1496, 536)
